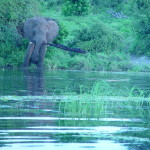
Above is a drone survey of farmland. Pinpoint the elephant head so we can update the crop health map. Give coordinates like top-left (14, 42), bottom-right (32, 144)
top-left (23, 17), bottom-right (59, 68)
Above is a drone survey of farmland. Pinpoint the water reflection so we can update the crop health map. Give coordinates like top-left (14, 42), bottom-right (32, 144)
top-left (1, 69), bottom-right (150, 96)
top-left (23, 69), bottom-right (46, 96)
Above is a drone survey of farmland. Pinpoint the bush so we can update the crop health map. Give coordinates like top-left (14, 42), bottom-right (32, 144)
top-left (0, 0), bottom-right (39, 67)
top-left (72, 22), bottom-right (124, 53)
top-left (91, 0), bottom-right (126, 10)
top-left (54, 22), bottom-right (69, 44)
top-left (0, 0), bottom-right (39, 37)
top-left (130, 0), bottom-right (150, 56)
top-left (0, 43), bottom-right (25, 67)
top-left (45, 48), bottom-right (71, 69)
top-left (39, 0), bottom-right (63, 8)
top-left (133, 14), bottom-right (150, 56)
top-left (62, 0), bottom-right (90, 16)
top-left (68, 54), bottom-right (93, 70)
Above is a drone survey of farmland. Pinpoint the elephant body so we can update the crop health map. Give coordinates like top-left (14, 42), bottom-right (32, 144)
top-left (23, 17), bottom-right (59, 68)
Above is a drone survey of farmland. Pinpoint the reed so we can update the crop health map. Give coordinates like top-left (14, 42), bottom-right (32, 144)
top-left (58, 80), bottom-right (150, 121)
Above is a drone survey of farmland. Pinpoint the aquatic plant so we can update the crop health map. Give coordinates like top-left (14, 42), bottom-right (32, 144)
top-left (1, 79), bottom-right (150, 124)
top-left (57, 80), bottom-right (150, 122)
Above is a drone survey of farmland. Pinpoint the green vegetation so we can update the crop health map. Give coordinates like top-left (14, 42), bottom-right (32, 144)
top-left (57, 80), bottom-right (150, 120)
top-left (0, 0), bottom-right (39, 67)
top-left (131, 0), bottom-right (150, 56)
top-left (1, 80), bottom-right (149, 122)
top-left (62, 0), bottom-right (90, 16)
top-left (0, 0), bottom-right (149, 71)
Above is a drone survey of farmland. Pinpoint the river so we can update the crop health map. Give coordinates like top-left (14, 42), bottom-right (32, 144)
top-left (0, 69), bottom-right (150, 150)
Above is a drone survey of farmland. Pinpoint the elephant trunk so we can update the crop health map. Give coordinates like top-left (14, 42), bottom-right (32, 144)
top-left (30, 41), bottom-right (42, 64)
top-left (31, 35), bottom-right (46, 64)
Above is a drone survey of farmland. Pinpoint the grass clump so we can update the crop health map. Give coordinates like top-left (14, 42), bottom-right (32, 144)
top-left (58, 80), bottom-right (150, 121)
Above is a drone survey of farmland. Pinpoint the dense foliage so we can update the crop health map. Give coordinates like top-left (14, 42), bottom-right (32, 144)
top-left (73, 22), bottom-right (124, 53)
top-left (62, 0), bottom-right (90, 16)
top-left (0, 0), bottom-right (39, 66)
top-left (0, 0), bottom-right (149, 71)
top-left (131, 0), bottom-right (150, 56)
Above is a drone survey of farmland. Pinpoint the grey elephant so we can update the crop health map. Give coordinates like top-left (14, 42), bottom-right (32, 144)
top-left (23, 17), bottom-right (86, 68)
top-left (23, 17), bottom-right (59, 68)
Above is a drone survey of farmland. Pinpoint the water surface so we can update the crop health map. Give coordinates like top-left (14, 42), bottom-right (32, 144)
top-left (0, 69), bottom-right (150, 150)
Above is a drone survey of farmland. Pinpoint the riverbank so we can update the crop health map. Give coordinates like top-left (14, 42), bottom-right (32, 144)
top-left (0, 0), bottom-right (149, 72)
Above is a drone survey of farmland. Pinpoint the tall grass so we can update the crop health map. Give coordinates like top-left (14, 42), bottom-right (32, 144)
top-left (58, 80), bottom-right (150, 121)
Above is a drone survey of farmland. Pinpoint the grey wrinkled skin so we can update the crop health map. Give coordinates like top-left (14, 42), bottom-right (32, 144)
top-left (23, 17), bottom-right (59, 68)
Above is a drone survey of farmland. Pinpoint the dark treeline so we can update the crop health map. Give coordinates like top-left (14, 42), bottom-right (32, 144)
top-left (0, 0), bottom-right (149, 71)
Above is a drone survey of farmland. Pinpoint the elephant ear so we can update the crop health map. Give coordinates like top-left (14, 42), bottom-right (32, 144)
top-left (46, 20), bottom-right (59, 43)
top-left (23, 18), bottom-right (36, 41)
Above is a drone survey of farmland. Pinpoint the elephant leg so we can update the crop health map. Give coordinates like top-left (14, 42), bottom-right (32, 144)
top-left (37, 44), bottom-right (47, 68)
top-left (23, 42), bottom-right (35, 67)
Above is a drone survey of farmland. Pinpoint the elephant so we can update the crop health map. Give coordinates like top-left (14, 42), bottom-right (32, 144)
top-left (23, 17), bottom-right (59, 68)
top-left (23, 17), bottom-right (86, 68)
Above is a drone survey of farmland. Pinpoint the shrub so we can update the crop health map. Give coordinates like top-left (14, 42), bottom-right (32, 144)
top-left (73, 22), bottom-right (124, 53)
top-left (54, 22), bottom-right (69, 44)
top-left (129, 0), bottom-right (150, 56)
top-left (45, 48), bottom-right (71, 69)
top-left (0, 0), bottom-right (39, 37)
top-left (91, 0), bottom-right (126, 10)
top-left (68, 54), bottom-right (93, 70)
top-left (39, 0), bottom-right (63, 8)
top-left (0, 0), bottom-right (39, 67)
top-left (62, 0), bottom-right (90, 16)
top-left (133, 15), bottom-right (150, 56)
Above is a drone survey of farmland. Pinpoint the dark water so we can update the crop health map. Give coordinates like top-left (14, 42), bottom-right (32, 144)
top-left (0, 69), bottom-right (150, 150)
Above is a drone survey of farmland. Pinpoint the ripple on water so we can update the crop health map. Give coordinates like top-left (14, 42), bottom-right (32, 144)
top-left (0, 117), bottom-right (143, 122)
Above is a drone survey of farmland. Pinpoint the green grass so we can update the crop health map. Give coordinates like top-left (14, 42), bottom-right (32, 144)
top-left (1, 80), bottom-right (150, 125)
top-left (57, 80), bottom-right (150, 120)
